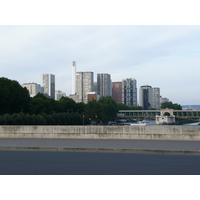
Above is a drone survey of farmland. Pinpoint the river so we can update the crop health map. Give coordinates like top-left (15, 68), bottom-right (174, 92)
top-left (144, 120), bottom-right (199, 126)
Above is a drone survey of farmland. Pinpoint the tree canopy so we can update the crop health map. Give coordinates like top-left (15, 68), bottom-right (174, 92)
top-left (85, 96), bottom-right (118, 123)
top-left (161, 101), bottom-right (182, 110)
top-left (0, 77), bottom-right (30, 114)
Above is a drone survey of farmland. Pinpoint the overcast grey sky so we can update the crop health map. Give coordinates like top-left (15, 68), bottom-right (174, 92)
top-left (1, 1), bottom-right (200, 105)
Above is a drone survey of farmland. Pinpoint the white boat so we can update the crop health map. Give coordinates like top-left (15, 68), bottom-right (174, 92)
top-left (130, 123), bottom-right (147, 126)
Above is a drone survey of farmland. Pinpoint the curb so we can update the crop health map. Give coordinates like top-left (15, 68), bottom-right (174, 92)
top-left (0, 147), bottom-right (200, 155)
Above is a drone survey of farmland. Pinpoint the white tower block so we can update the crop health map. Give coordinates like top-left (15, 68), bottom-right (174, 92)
top-left (72, 61), bottom-right (76, 94)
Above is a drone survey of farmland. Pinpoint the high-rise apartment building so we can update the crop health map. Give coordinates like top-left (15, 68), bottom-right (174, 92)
top-left (152, 87), bottom-right (160, 109)
top-left (41, 74), bottom-right (55, 99)
top-left (93, 82), bottom-right (97, 94)
top-left (139, 85), bottom-right (153, 110)
top-left (21, 83), bottom-right (44, 97)
top-left (160, 96), bottom-right (169, 104)
top-left (76, 72), bottom-right (94, 103)
top-left (122, 78), bottom-right (137, 106)
top-left (55, 90), bottom-right (66, 100)
top-left (112, 82), bottom-right (122, 103)
top-left (97, 73), bottom-right (111, 97)
top-left (72, 61), bottom-right (76, 95)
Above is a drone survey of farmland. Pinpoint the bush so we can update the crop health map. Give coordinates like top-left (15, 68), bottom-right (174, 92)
top-left (0, 113), bottom-right (84, 125)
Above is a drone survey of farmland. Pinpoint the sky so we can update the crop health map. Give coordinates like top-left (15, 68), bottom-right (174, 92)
top-left (1, 1), bottom-right (200, 106)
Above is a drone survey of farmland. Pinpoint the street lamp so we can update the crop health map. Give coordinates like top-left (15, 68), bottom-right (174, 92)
top-left (89, 118), bottom-right (91, 125)
top-left (82, 115), bottom-right (85, 125)
top-left (95, 115), bottom-right (98, 125)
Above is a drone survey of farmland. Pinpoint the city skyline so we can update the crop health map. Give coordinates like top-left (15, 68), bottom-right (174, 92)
top-left (1, 26), bottom-right (200, 105)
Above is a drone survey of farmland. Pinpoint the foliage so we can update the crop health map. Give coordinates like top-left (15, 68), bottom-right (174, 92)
top-left (58, 97), bottom-right (77, 112)
top-left (85, 96), bottom-right (118, 123)
top-left (0, 78), bottom-right (87, 125)
top-left (0, 77), bottom-right (146, 125)
top-left (161, 101), bottom-right (182, 110)
top-left (29, 93), bottom-right (52, 114)
top-left (85, 99), bottom-right (101, 121)
top-left (98, 96), bottom-right (118, 122)
top-left (0, 77), bottom-right (30, 114)
top-left (173, 103), bottom-right (182, 110)
top-left (0, 112), bottom-right (85, 125)
top-left (28, 95), bottom-right (83, 115)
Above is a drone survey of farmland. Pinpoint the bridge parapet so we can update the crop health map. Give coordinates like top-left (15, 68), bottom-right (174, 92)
top-left (118, 109), bottom-right (200, 120)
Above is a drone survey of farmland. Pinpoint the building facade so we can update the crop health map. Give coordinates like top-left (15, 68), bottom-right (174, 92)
top-left (87, 92), bottom-right (100, 102)
top-left (41, 74), bottom-right (55, 99)
top-left (76, 72), bottom-right (94, 103)
top-left (93, 82), bottom-right (97, 94)
top-left (21, 83), bottom-right (44, 97)
top-left (139, 85), bottom-right (153, 110)
top-left (152, 87), bottom-right (160, 109)
top-left (72, 61), bottom-right (76, 95)
top-left (160, 97), bottom-right (169, 104)
top-left (122, 78), bottom-right (137, 106)
top-left (55, 90), bottom-right (66, 100)
top-left (97, 73), bottom-right (111, 97)
top-left (112, 82), bottom-right (122, 103)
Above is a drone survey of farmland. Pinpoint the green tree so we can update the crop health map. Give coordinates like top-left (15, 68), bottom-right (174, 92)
top-left (76, 102), bottom-right (85, 113)
top-left (161, 101), bottom-right (182, 110)
top-left (116, 103), bottom-right (129, 110)
top-left (58, 97), bottom-right (77, 112)
top-left (173, 103), bottom-right (182, 110)
top-left (160, 102), bottom-right (174, 109)
top-left (37, 114), bottom-right (46, 125)
top-left (0, 116), bottom-right (4, 125)
top-left (98, 96), bottom-right (118, 123)
top-left (29, 93), bottom-right (56, 114)
top-left (29, 96), bottom-right (48, 114)
top-left (85, 97), bottom-right (119, 123)
top-left (85, 99), bottom-right (101, 121)
top-left (0, 77), bottom-right (30, 114)
top-left (72, 112), bottom-right (83, 125)
top-left (44, 114), bottom-right (55, 125)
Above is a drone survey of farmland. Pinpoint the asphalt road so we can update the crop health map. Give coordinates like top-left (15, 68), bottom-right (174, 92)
top-left (0, 150), bottom-right (200, 175)
top-left (0, 138), bottom-right (200, 154)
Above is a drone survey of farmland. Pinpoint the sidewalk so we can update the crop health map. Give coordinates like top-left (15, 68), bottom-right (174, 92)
top-left (0, 138), bottom-right (200, 155)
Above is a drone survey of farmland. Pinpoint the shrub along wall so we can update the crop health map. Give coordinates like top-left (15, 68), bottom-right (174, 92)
top-left (0, 112), bottom-right (87, 125)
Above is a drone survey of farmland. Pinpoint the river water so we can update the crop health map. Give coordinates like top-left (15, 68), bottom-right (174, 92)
top-left (145, 120), bottom-right (199, 126)
top-left (182, 122), bottom-right (199, 126)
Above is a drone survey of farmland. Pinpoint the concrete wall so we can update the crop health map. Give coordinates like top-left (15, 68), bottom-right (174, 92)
top-left (1, 125), bottom-right (200, 141)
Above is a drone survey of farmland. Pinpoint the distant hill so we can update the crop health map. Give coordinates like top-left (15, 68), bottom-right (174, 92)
top-left (181, 105), bottom-right (200, 110)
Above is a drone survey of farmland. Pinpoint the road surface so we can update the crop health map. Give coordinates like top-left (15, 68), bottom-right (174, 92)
top-left (0, 138), bottom-right (200, 154)
top-left (0, 150), bottom-right (200, 175)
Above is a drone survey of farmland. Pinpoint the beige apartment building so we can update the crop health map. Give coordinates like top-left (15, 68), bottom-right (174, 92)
top-left (76, 72), bottom-right (94, 103)
top-left (21, 83), bottom-right (44, 97)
